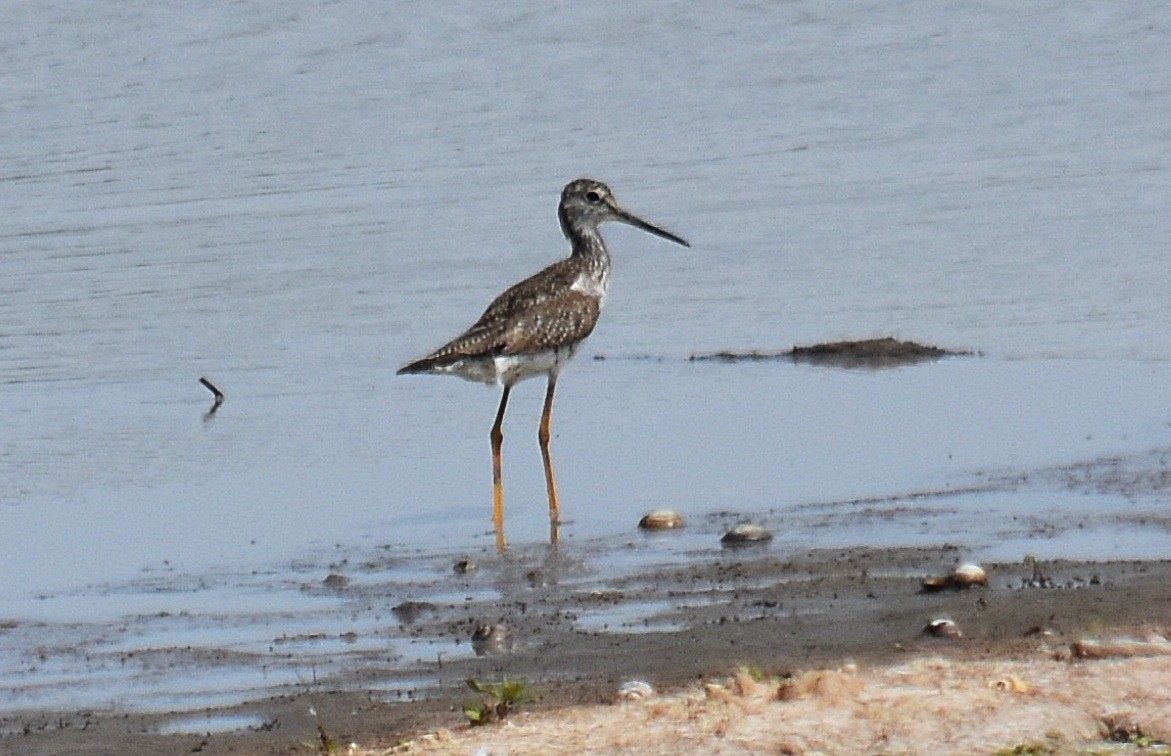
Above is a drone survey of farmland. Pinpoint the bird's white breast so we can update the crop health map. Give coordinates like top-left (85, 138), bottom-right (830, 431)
top-left (569, 270), bottom-right (609, 306)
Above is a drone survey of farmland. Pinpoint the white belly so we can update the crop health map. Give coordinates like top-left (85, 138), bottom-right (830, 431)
top-left (494, 344), bottom-right (581, 386)
top-left (420, 343), bottom-right (583, 387)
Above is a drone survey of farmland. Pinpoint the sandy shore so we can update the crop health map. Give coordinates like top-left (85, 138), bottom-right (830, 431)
top-left (5, 546), bottom-right (1171, 755)
top-left (390, 654), bottom-right (1171, 755)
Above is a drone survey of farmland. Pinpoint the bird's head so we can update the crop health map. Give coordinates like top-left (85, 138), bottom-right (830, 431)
top-left (558, 178), bottom-right (689, 248)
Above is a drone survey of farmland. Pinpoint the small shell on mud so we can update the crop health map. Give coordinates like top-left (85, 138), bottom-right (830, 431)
top-left (721, 523), bottom-right (773, 546)
top-left (638, 509), bottom-right (685, 530)
top-left (471, 623), bottom-right (512, 656)
top-left (453, 559), bottom-right (477, 574)
top-left (925, 618), bottom-right (962, 638)
top-left (922, 562), bottom-right (987, 591)
top-left (618, 680), bottom-right (655, 700)
top-left (953, 563), bottom-right (987, 586)
top-left (322, 573), bottom-right (350, 589)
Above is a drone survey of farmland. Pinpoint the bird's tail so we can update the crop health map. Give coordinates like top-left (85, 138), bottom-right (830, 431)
top-left (396, 355), bottom-right (448, 375)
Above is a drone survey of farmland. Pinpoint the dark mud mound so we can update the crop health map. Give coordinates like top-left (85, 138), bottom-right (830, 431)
top-left (691, 338), bottom-right (972, 369)
top-left (787, 338), bottom-right (971, 368)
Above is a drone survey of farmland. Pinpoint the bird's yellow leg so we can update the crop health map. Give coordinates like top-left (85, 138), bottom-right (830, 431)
top-left (491, 386), bottom-right (510, 551)
top-left (539, 376), bottom-right (561, 537)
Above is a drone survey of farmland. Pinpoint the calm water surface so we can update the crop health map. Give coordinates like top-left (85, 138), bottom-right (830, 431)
top-left (1, 1), bottom-right (1169, 712)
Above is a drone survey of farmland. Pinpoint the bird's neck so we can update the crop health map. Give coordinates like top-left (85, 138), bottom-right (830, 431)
top-left (564, 225), bottom-right (611, 303)
top-left (566, 225), bottom-right (610, 275)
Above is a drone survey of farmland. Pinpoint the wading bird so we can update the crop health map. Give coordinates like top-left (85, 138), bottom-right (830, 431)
top-left (399, 179), bottom-right (689, 547)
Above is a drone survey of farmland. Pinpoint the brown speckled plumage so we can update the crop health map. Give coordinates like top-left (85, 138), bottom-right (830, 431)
top-left (396, 256), bottom-right (602, 377)
top-left (397, 178), bottom-right (688, 547)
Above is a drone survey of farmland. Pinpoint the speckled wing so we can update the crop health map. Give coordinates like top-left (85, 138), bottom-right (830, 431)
top-left (496, 289), bottom-right (601, 354)
top-left (473, 258), bottom-right (579, 327)
top-left (398, 259), bottom-right (598, 373)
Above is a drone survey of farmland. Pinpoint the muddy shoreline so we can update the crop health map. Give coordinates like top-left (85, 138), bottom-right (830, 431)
top-left (6, 544), bottom-right (1171, 755)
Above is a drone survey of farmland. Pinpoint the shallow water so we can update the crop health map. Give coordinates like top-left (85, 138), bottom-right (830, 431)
top-left (2, 1), bottom-right (1170, 714)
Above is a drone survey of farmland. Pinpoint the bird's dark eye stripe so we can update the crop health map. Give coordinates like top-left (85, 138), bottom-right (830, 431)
top-left (585, 190), bottom-right (601, 202)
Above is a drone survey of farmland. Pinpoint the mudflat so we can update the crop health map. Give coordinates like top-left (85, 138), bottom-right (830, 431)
top-left (6, 543), bottom-right (1170, 755)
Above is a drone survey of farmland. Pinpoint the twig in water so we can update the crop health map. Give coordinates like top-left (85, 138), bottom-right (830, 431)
top-left (199, 376), bottom-right (225, 416)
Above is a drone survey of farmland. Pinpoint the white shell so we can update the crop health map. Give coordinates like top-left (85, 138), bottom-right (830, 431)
top-left (953, 563), bottom-right (987, 586)
top-left (926, 618), bottom-right (962, 638)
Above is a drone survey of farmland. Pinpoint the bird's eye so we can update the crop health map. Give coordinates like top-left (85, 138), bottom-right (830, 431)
top-left (585, 190), bottom-right (602, 203)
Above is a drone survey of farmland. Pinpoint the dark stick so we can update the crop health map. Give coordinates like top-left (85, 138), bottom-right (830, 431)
top-left (199, 375), bottom-right (225, 414)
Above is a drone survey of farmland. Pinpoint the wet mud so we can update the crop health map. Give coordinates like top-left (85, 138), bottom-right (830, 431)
top-left (5, 418), bottom-right (1171, 755)
top-left (4, 540), bottom-right (1170, 755)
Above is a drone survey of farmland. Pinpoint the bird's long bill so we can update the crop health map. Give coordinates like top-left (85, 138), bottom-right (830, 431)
top-left (613, 204), bottom-right (691, 248)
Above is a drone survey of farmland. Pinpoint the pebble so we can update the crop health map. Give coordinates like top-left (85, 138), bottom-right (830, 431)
top-left (925, 618), bottom-right (962, 638)
top-left (471, 623), bottom-right (512, 656)
top-left (638, 509), bottom-right (685, 530)
top-left (721, 523), bottom-right (773, 546)
top-left (618, 680), bottom-right (655, 700)
top-left (922, 562), bottom-right (987, 591)
top-left (952, 563), bottom-right (987, 587)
